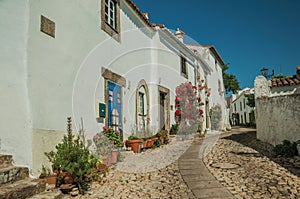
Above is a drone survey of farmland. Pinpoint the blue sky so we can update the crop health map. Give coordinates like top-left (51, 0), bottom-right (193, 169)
top-left (133, 0), bottom-right (300, 89)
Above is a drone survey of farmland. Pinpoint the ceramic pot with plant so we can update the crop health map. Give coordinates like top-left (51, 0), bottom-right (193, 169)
top-left (39, 165), bottom-right (57, 185)
top-left (126, 135), bottom-right (142, 153)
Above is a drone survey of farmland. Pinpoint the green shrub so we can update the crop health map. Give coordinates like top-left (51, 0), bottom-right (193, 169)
top-left (170, 124), bottom-right (179, 135)
top-left (127, 135), bottom-right (140, 140)
top-left (45, 117), bottom-right (97, 194)
top-left (273, 140), bottom-right (298, 157)
top-left (152, 139), bottom-right (161, 148)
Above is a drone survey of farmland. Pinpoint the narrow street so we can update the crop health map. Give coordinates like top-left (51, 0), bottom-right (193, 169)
top-left (63, 127), bottom-right (300, 198)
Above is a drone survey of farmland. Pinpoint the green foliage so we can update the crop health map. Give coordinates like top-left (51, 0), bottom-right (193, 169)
top-left (40, 165), bottom-right (51, 176)
top-left (210, 105), bottom-right (222, 130)
top-left (45, 117), bottom-right (97, 194)
top-left (170, 124), bottom-right (179, 135)
top-left (127, 135), bottom-right (140, 140)
top-left (93, 132), bottom-right (114, 157)
top-left (222, 64), bottom-right (240, 94)
top-left (152, 139), bottom-right (161, 148)
top-left (245, 93), bottom-right (255, 108)
top-left (271, 73), bottom-right (287, 79)
top-left (102, 127), bottom-right (122, 147)
top-left (156, 130), bottom-right (169, 145)
top-left (273, 140), bottom-right (298, 157)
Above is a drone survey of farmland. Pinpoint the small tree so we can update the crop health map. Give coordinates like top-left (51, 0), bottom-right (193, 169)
top-left (222, 64), bottom-right (240, 94)
top-left (245, 93), bottom-right (255, 108)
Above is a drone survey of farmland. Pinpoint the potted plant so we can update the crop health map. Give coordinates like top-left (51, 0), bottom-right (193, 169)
top-left (126, 135), bottom-right (142, 153)
top-left (156, 130), bottom-right (168, 145)
top-left (45, 117), bottom-right (98, 194)
top-left (39, 165), bottom-right (57, 185)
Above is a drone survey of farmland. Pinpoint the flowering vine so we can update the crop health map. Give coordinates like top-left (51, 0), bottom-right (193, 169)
top-left (175, 82), bottom-right (199, 125)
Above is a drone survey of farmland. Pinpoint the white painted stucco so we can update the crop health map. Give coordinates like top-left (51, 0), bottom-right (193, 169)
top-left (0, 0), bottom-right (33, 169)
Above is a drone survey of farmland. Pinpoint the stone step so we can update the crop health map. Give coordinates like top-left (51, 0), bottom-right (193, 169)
top-left (0, 155), bottom-right (13, 166)
top-left (28, 189), bottom-right (63, 199)
top-left (0, 165), bottom-right (29, 185)
top-left (0, 178), bottom-right (46, 199)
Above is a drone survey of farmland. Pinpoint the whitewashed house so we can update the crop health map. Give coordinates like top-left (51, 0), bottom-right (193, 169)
top-left (186, 44), bottom-right (229, 130)
top-left (0, 0), bottom-right (228, 175)
top-left (228, 88), bottom-right (255, 126)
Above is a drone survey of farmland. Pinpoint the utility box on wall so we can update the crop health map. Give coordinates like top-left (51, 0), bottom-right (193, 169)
top-left (97, 103), bottom-right (106, 123)
top-left (99, 103), bottom-right (106, 117)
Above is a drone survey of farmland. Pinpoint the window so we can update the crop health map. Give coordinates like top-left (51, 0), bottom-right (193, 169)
top-left (218, 80), bottom-right (222, 95)
top-left (215, 59), bottom-right (218, 71)
top-left (117, 91), bottom-right (121, 104)
top-left (101, 0), bottom-right (120, 41)
top-left (105, 0), bottom-right (116, 29)
top-left (111, 108), bottom-right (119, 131)
top-left (109, 90), bottom-right (113, 102)
top-left (240, 102), bottom-right (242, 111)
top-left (138, 92), bottom-right (145, 130)
top-left (138, 92), bottom-right (145, 116)
top-left (180, 56), bottom-right (188, 78)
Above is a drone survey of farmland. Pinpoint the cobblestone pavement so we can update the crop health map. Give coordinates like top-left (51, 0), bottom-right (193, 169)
top-left (204, 129), bottom-right (300, 199)
top-left (63, 161), bottom-right (194, 199)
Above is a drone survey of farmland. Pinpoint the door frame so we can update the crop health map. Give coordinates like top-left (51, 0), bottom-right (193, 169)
top-left (158, 85), bottom-right (170, 131)
top-left (102, 67), bottom-right (126, 130)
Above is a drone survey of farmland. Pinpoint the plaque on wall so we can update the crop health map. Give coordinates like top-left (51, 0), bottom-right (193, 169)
top-left (40, 15), bottom-right (55, 38)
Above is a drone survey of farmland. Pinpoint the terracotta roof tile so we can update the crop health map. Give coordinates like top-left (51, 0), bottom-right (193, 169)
top-left (151, 23), bottom-right (165, 28)
top-left (271, 75), bottom-right (300, 87)
top-left (125, 0), bottom-right (152, 27)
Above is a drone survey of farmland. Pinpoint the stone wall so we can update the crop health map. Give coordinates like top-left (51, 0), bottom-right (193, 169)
top-left (256, 94), bottom-right (300, 145)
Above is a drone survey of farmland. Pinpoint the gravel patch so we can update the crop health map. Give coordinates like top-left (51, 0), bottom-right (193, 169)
top-left (116, 135), bottom-right (194, 173)
top-left (204, 137), bottom-right (300, 199)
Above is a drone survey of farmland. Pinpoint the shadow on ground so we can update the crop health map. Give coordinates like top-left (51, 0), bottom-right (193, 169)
top-left (223, 130), bottom-right (300, 178)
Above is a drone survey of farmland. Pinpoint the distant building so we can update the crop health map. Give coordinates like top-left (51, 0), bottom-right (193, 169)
top-left (229, 88), bottom-right (255, 126)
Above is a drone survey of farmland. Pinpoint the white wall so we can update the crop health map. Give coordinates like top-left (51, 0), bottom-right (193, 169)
top-left (205, 51), bottom-right (227, 130)
top-left (0, 0), bottom-right (33, 168)
top-left (256, 94), bottom-right (300, 145)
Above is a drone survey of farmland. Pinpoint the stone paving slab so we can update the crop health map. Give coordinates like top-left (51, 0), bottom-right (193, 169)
top-left (186, 180), bottom-right (223, 189)
top-left (193, 187), bottom-right (233, 198)
top-left (179, 138), bottom-right (235, 199)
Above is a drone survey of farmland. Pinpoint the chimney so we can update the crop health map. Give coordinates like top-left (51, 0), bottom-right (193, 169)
top-left (142, 12), bottom-right (149, 20)
top-left (175, 28), bottom-right (185, 43)
top-left (296, 66), bottom-right (300, 80)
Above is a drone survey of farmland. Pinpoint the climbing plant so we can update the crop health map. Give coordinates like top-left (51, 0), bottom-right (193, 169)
top-left (210, 105), bottom-right (222, 130)
top-left (175, 82), bottom-right (200, 135)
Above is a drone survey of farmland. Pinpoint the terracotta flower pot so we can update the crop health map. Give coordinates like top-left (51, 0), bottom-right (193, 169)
top-left (102, 156), bottom-right (110, 166)
top-left (126, 139), bottom-right (142, 153)
top-left (43, 174), bottom-right (57, 185)
top-left (160, 137), bottom-right (164, 145)
top-left (142, 141), bottom-right (147, 149)
top-left (110, 149), bottom-right (118, 164)
top-left (147, 139), bottom-right (153, 148)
